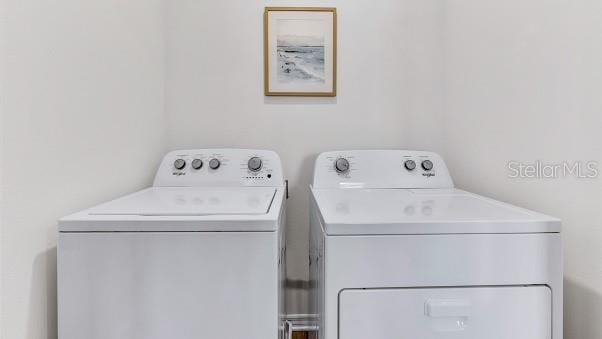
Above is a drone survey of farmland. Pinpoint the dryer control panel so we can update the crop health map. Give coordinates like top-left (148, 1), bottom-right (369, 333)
top-left (312, 150), bottom-right (453, 189)
top-left (153, 149), bottom-right (284, 187)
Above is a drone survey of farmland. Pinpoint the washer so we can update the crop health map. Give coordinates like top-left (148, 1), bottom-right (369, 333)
top-left (58, 149), bottom-right (287, 339)
top-left (309, 150), bottom-right (562, 339)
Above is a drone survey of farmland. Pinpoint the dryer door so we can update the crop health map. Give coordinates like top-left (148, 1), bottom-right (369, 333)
top-left (339, 286), bottom-right (551, 339)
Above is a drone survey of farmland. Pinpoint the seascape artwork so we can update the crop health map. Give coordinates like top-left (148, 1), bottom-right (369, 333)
top-left (277, 34), bottom-right (325, 84)
top-left (265, 8), bottom-right (336, 96)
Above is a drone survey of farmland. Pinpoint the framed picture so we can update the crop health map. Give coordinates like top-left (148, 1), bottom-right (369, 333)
top-left (264, 7), bottom-right (337, 97)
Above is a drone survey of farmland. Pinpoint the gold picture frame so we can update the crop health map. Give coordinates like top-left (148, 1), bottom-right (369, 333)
top-left (264, 7), bottom-right (337, 97)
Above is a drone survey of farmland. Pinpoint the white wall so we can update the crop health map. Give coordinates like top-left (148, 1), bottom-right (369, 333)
top-left (165, 0), bottom-right (444, 312)
top-left (442, 1), bottom-right (602, 338)
top-left (3, 1), bottom-right (602, 338)
top-left (0, 0), bottom-right (5, 336)
top-left (0, 1), bottom-right (165, 338)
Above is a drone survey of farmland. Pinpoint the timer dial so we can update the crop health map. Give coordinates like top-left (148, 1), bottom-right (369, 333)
top-left (334, 158), bottom-right (350, 174)
top-left (248, 157), bottom-right (263, 172)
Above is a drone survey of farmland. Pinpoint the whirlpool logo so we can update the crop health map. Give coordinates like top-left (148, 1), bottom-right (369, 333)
top-left (507, 161), bottom-right (599, 179)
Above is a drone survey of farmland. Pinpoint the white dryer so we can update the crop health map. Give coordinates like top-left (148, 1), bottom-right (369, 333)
top-left (309, 150), bottom-right (562, 339)
top-left (58, 149), bottom-right (287, 339)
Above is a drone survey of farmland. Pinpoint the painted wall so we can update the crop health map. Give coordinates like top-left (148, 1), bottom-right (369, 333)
top-left (0, 0), bottom-right (5, 336)
top-left (2, 0), bottom-right (601, 338)
top-left (0, 1), bottom-right (165, 338)
top-left (442, 1), bottom-right (602, 338)
top-left (164, 0), bottom-right (444, 312)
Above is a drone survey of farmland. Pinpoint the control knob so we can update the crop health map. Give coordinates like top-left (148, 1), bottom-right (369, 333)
top-left (191, 159), bottom-right (203, 170)
top-left (334, 158), bottom-right (350, 174)
top-left (209, 158), bottom-right (221, 170)
top-left (174, 159), bottom-right (186, 170)
top-left (248, 157), bottom-right (263, 172)
top-left (421, 160), bottom-right (434, 171)
top-left (404, 160), bottom-right (416, 171)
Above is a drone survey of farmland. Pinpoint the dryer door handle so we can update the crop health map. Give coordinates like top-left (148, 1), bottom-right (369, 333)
top-left (425, 299), bottom-right (471, 332)
top-left (425, 299), bottom-right (472, 317)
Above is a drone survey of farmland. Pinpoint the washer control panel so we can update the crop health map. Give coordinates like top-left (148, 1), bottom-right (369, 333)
top-left (312, 150), bottom-right (453, 189)
top-left (154, 149), bottom-right (284, 187)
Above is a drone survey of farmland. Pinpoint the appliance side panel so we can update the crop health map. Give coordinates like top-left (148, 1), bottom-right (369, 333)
top-left (554, 234), bottom-right (563, 339)
top-left (58, 232), bottom-right (278, 339)
top-left (309, 193), bottom-right (326, 339)
top-left (278, 195), bottom-right (287, 331)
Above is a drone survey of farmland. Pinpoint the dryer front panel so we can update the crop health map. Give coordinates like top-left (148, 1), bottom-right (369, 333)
top-left (339, 286), bottom-right (551, 339)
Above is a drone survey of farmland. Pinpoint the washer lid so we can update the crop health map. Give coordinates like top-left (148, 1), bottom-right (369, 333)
top-left (89, 187), bottom-right (276, 216)
top-left (312, 188), bottom-right (560, 235)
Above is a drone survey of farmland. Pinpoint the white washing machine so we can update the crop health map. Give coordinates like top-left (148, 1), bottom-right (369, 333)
top-left (58, 149), bottom-right (287, 339)
top-left (309, 150), bottom-right (562, 339)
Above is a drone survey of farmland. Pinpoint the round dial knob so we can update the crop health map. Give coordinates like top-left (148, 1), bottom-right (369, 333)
top-left (404, 160), bottom-right (416, 171)
top-left (421, 160), bottom-right (434, 171)
top-left (209, 158), bottom-right (221, 170)
top-left (174, 158), bottom-right (186, 170)
top-left (334, 158), bottom-right (350, 174)
top-left (191, 158), bottom-right (203, 170)
top-left (247, 157), bottom-right (263, 172)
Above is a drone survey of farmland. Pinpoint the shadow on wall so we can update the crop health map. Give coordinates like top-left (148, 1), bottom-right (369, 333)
top-left (28, 247), bottom-right (58, 339)
top-left (263, 96), bottom-right (337, 105)
top-left (565, 277), bottom-right (602, 339)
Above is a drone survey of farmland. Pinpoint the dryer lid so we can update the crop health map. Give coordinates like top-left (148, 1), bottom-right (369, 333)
top-left (311, 188), bottom-right (560, 235)
top-left (89, 187), bottom-right (276, 216)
